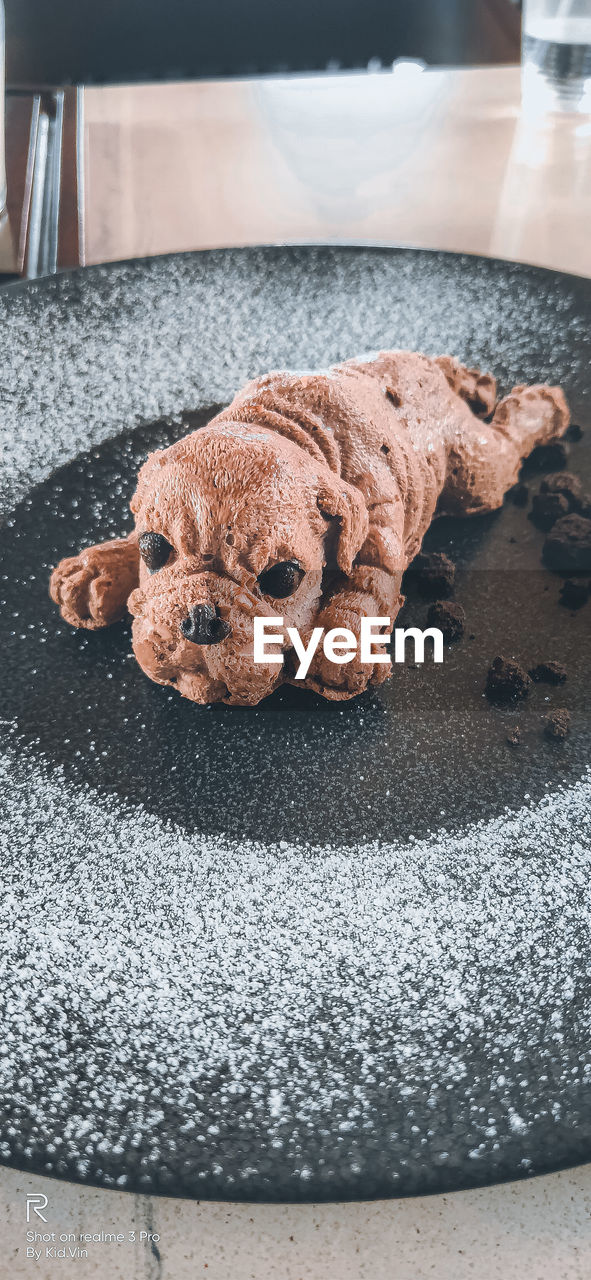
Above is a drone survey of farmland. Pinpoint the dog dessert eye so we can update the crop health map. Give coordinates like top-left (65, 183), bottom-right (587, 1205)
top-left (138, 531), bottom-right (173, 573)
top-left (258, 559), bottom-right (304, 598)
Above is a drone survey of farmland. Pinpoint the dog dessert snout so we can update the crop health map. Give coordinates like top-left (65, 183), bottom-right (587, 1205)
top-left (180, 602), bottom-right (232, 646)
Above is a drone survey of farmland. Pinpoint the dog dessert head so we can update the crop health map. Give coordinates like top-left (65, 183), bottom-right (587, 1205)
top-left (127, 422), bottom-right (367, 704)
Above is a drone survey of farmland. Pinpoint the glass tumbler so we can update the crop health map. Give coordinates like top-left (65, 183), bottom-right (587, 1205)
top-left (522, 0), bottom-right (591, 113)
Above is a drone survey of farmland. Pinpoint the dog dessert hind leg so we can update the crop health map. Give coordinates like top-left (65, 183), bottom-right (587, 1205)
top-left (440, 381), bottom-right (569, 516)
top-left (50, 535), bottom-right (140, 630)
top-left (434, 355), bottom-right (497, 418)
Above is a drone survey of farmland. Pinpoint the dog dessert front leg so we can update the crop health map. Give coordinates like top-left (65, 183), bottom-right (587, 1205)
top-left (50, 535), bottom-right (140, 630)
top-left (296, 564), bottom-right (402, 700)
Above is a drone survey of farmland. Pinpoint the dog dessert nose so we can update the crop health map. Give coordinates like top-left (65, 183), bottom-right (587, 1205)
top-left (180, 603), bottom-right (232, 646)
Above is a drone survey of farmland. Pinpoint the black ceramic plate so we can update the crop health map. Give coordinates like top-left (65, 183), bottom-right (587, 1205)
top-left (0, 246), bottom-right (589, 1202)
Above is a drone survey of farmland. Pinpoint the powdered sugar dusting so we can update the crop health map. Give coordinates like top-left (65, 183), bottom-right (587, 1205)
top-left (0, 739), bottom-right (590, 1199)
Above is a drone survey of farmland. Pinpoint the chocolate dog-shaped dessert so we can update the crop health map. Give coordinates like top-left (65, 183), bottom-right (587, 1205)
top-left (50, 350), bottom-right (568, 704)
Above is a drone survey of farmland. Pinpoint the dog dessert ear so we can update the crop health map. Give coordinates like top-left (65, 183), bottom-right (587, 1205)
top-left (316, 475), bottom-right (368, 574)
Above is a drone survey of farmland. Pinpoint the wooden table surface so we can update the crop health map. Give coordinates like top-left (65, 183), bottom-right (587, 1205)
top-left (83, 65), bottom-right (591, 277)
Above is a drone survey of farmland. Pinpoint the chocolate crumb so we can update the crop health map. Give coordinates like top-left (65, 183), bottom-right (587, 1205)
top-left (559, 579), bottom-right (589, 609)
top-left (486, 656), bottom-right (531, 703)
top-left (506, 727), bottom-right (521, 747)
top-left (566, 423), bottom-right (583, 441)
top-left (522, 440), bottom-right (569, 474)
top-left (540, 472), bottom-right (584, 511)
top-left (543, 515), bottom-right (591, 573)
top-left (530, 491), bottom-right (569, 530)
top-left (408, 552), bottom-right (456, 598)
top-left (427, 599), bottom-right (465, 642)
top-left (544, 709), bottom-right (570, 741)
top-left (529, 660), bottom-right (567, 685)
top-left (507, 482), bottom-right (529, 507)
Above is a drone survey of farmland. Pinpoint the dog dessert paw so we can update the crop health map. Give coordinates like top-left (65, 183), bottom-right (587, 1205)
top-left (296, 595), bottom-right (392, 700)
top-left (50, 539), bottom-right (139, 630)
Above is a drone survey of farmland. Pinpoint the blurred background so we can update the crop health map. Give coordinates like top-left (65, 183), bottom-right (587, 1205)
top-left (0, 0), bottom-right (588, 286)
top-left (5, 0), bottom-right (522, 86)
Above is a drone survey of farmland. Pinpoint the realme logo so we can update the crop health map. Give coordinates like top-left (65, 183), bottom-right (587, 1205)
top-left (26, 1194), bottom-right (48, 1223)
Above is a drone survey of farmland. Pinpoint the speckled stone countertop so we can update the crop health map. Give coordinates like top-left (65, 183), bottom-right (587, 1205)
top-left (3, 1164), bottom-right (591, 1279)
